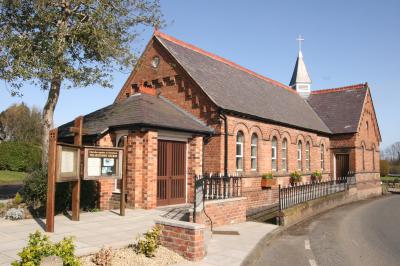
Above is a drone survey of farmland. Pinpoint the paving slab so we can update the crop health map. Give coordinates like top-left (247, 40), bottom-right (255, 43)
top-left (0, 209), bottom-right (165, 265)
top-left (177, 221), bottom-right (278, 266)
top-left (1, 209), bottom-right (278, 266)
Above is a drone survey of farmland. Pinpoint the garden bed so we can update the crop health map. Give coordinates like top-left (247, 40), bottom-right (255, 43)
top-left (80, 246), bottom-right (186, 266)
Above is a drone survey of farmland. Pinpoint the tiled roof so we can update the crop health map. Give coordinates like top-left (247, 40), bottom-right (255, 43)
top-left (307, 83), bottom-right (368, 134)
top-left (155, 31), bottom-right (331, 134)
top-left (58, 93), bottom-right (214, 138)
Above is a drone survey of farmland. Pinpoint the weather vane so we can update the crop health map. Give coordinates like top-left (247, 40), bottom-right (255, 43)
top-left (296, 34), bottom-right (304, 52)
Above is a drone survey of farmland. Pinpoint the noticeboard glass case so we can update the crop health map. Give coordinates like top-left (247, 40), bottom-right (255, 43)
top-left (56, 145), bottom-right (80, 182)
top-left (83, 147), bottom-right (123, 180)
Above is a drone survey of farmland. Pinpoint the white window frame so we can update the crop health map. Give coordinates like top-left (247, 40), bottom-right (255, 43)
top-left (320, 144), bottom-right (325, 171)
top-left (271, 137), bottom-right (277, 172)
top-left (251, 134), bottom-right (257, 171)
top-left (297, 141), bottom-right (302, 170)
top-left (114, 132), bottom-right (128, 193)
top-left (282, 139), bottom-right (287, 172)
top-left (306, 142), bottom-right (310, 171)
top-left (372, 146), bottom-right (375, 171)
top-left (236, 132), bottom-right (244, 171)
top-left (362, 145), bottom-right (365, 171)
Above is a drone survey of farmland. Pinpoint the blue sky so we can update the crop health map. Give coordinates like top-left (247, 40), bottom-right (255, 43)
top-left (1, 0), bottom-right (399, 149)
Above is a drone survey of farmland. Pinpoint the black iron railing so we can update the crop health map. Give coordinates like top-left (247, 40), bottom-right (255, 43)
top-left (279, 176), bottom-right (350, 210)
top-left (195, 174), bottom-right (243, 200)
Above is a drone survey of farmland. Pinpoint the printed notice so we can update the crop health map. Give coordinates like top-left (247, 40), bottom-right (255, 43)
top-left (87, 157), bottom-right (101, 176)
top-left (61, 150), bottom-right (75, 173)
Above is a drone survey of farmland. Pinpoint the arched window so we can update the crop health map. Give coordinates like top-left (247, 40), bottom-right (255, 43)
top-left (114, 135), bottom-right (127, 193)
top-left (282, 138), bottom-right (288, 172)
top-left (366, 121), bottom-right (369, 136)
top-left (306, 142), bottom-right (310, 171)
top-left (362, 144), bottom-right (365, 171)
top-left (251, 134), bottom-right (258, 171)
top-left (297, 141), bottom-right (302, 170)
top-left (236, 131), bottom-right (244, 171)
top-left (372, 145), bottom-right (375, 171)
top-left (271, 137), bottom-right (277, 171)
top-left (320, 144), bottom-right (325, 171)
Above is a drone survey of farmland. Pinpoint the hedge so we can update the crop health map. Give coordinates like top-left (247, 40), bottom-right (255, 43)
top-left (0, 142), bottom-right (41, 172)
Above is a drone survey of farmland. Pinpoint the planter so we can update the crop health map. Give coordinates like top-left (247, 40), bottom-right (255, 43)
top-left (261, 178), bottom-right (276, 188)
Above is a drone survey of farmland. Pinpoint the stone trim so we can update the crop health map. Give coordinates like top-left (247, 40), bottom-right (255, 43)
top-left (155, 218), bottom-right (205, 230)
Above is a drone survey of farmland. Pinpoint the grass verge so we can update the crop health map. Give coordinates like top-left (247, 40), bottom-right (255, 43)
top-left (0, 170), bottom-right (27, 184)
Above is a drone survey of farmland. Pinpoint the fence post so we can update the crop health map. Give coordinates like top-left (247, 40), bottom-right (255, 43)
top-left (278, 184), bottom-right (281, 225)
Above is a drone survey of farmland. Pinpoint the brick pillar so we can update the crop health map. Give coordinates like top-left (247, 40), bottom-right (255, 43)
top-left (97, 133), bottom-right (115, 210)
top-left (143, 131), bottom-right (158, 209)
top-left (187, 136), bottom-right (203, 203)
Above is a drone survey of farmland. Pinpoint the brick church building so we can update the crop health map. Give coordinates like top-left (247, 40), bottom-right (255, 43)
top-left (59, 31), bottom-right (381, 211)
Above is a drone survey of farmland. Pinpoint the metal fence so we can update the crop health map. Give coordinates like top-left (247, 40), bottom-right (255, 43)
top-left (279, 176), bottom-right (350, 210)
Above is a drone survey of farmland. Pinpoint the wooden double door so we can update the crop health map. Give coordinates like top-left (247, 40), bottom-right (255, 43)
top-left (336, 154), bottom-right (350, 178)
top-left (157, 140), bottom-right (186, 206)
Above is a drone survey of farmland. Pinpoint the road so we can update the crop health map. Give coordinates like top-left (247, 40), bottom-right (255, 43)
top-left (251, 194), bottom-right (400, 266)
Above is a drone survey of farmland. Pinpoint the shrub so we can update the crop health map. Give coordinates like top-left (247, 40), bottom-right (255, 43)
top-left (0, 142), bottom-right (41, 172)
top-left (22, 167), bottom-right (99, 214)
top-left (22, 168), bottom-right (48, 209)
top-left (11, 231), bottom-right (79, 266)
top-left (261, 173), bottom-right (273, 179)
top-left (380, 160), bottom-right (389, 177)
top-left (289, 171), bottom-right (302, 185)
top-left (92, 247), bottom-right (113, 266)
top-left (5, 208), bottom-right (24, 220)
top-left (14, 192), bottom-right (23, 205)
top-left (133, 226), bottom-right (161, 257)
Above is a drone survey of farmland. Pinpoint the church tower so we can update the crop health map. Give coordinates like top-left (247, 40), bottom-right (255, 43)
top-left (289, 35), bottom-right (312, 98)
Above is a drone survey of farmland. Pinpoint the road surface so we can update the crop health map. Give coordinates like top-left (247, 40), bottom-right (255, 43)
top-left (251, 194), bottom-right (400, 266)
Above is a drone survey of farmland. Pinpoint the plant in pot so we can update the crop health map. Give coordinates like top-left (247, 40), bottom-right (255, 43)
top-left (289, 171), bottom-right (302, 186)
top-left (261, 173), bottom-right (276, 188)
top-left (310, 171), bottom-right (323, 183)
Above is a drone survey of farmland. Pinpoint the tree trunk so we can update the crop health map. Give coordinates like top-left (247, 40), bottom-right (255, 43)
top-left (41, 77), bottom-right (61, 166)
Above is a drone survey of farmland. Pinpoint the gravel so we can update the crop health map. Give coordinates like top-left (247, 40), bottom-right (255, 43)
top-left (80, 246), bottom-right (187, 266)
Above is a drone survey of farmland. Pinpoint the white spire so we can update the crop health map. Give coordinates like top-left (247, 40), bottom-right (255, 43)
top-left (290, 35), bottom-right (312, 98)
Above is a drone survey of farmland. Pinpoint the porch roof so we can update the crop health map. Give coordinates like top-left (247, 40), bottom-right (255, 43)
top-left (58, 93), bottom-right (214, 139)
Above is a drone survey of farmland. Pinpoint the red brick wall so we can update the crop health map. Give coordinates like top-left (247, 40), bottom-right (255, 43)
top-left (241, 177), bottom-right (279, 210)
top-left (96, 134), bottom-right (118, 210)
top-left (191, 197), bottom-right (246, 227)
top-left (187, 136), bottom-right (203, 203)
top-left (126, 130), bottom-right (158, 209)
top-left (225, 115), bottom-right (331, 183)
top-left (156, 219), bottom-right (205, 261)
top-left (355, 90), bottom-right (380, 173)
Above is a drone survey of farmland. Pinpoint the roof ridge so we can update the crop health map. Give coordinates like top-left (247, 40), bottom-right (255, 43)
top-left (154, 30), bottom-right (296, 94)
top-left (312, 83), bottom-right (367, 95)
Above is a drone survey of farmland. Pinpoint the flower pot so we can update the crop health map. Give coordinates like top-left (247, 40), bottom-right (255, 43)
top-left (261, 178), bottom-right (276, 188)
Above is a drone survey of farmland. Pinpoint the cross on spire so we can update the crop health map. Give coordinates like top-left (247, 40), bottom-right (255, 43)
top-left (296, 34), bottom-right (304, 52)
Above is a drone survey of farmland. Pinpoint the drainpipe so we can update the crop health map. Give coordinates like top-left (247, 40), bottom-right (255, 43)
top-left (219, 110), bottom-right (228, 177)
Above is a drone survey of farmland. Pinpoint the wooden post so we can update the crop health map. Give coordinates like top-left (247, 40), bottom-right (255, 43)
top-left (120, 138), bottom-right (127, 216)
top-left (71, 116), bottom-right (83, 221)
top-left (46, 129), bottom-right (58, 232)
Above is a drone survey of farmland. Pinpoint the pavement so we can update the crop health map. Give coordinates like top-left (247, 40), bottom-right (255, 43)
top-left (249, 194), bottom-right (400, 266)
top-left (0, 208), bottom-right (278, 266)
top-left (0, 209), bottom-right (165, 266)
top-left (177, 222), bottom-right (278, 266)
